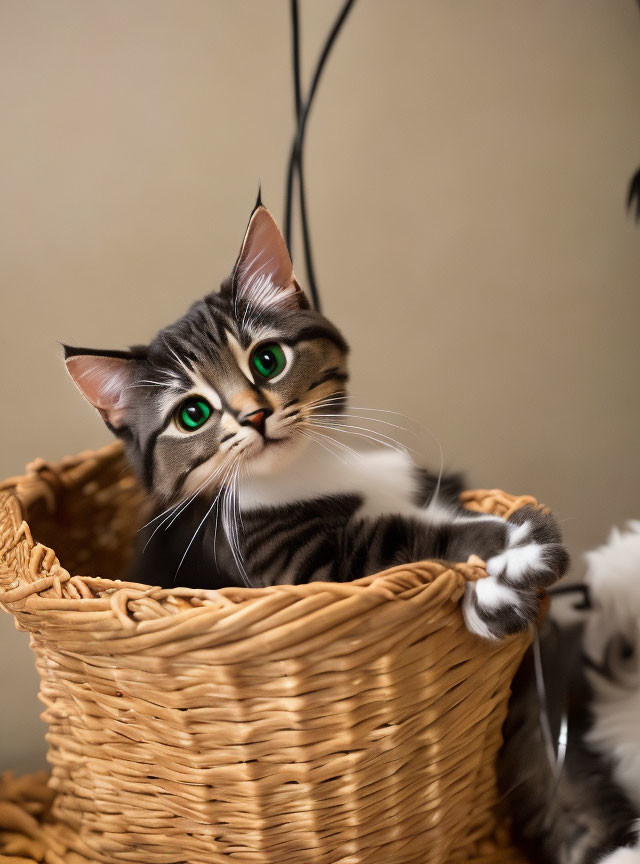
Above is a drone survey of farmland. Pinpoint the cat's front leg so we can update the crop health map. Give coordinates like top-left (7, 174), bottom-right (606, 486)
top-left (462, 507), bottom-right (569, 639)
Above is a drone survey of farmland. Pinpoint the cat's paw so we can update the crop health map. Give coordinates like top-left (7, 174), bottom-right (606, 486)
top-left (463, 575), bottom-right (540, 640)
top-left (463, 507), bottom-right (569, 640)
top-left (486, 506), bottom-right (569, 591)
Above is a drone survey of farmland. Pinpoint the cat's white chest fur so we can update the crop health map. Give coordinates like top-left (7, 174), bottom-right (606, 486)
top-left (239, 442), bottom-right (422, 518)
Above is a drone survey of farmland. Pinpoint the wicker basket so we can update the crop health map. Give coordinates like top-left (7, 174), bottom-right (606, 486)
top-left (0, 443), bottom-right (534, 864)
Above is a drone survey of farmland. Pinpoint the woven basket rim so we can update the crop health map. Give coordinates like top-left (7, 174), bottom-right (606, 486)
top-left (0, 442), bottom-right (541, 625)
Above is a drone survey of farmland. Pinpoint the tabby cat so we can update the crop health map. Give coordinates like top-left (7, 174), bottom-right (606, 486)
top-left (64, 198), bottom-right (568, 640)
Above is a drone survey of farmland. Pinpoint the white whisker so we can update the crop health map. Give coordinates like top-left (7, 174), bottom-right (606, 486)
top-left (138, 499), bottom-right (185, 533)
top-left (141, 460), bottom-right (228, 553)
top-left (222, 461), bottom-right (250, 586)
top-left (163, 460), bottom-right (229, 531)
top-left (299, 428), bottom-right (358, 469)
top-left (174, 459), bottom-right (237, 582)
top-left (312, 412), bottom-right (415, 436)
top-left (309, 421), bottom-right (409, 456)
top-left (308, 400), bottom-right (445, 496)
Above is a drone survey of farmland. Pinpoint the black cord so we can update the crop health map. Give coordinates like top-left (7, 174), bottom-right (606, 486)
top-left (285, 0), bottom-right (357, 312)
top-left (296, 145), bottom-right (319, 309)
top-left (547, 582), bottom-right (592, 610)
top-left (627, 165), bottom-right (640, 222)
top-left (291, 0), bottom-right (303, 120)
top-left (284, 0), bottom-right (302, 248)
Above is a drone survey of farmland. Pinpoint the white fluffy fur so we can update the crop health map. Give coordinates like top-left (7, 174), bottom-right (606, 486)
top-left (598, 834), bottom-right (640, 864)
top-left (584, 521), bottom-right (640, 813)
top-left (239, 444), bottom-right (420, 515)
top-left (475, 575), bottom-right (519, 609)
top-left (461, 587), bottom-right (494, 641)
top-left (462, 576), bottom-right (522, 641)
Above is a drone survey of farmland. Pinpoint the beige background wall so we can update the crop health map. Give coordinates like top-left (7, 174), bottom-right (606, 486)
top-left (1, 1), bottom-right (639, 772)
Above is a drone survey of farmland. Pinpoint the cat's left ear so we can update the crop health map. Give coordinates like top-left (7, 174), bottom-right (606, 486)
top-left (63, 345), bottom-right (136, 431)
top-left (232, 201), bottom-right (308, 311)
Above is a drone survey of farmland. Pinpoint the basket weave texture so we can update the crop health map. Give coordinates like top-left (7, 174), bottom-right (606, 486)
top-left (0, 443), bottom-right (534, 864)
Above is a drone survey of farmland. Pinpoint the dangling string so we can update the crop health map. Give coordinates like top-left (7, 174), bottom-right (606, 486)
top-left (532, 582), bottom-right (592, 811)
top-left (285, 0), bottom-right (302, 250)
top-left (284, 0), bottom-right (358, 312)
top-left (533, 623), bottom-right (569, 814)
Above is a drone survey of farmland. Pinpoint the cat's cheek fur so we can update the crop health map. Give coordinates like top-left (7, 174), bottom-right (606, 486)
top-left (181, 451), bottom-right (230, 499)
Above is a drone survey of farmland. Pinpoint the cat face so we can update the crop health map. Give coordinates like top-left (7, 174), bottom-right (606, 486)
top-left (65, 203), bottom-right (349, 505)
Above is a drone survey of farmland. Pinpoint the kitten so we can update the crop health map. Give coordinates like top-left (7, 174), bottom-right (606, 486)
top-left (64, 197), bottom-right (568, 640)
top-left (499, 522), bottom-right (640, 864)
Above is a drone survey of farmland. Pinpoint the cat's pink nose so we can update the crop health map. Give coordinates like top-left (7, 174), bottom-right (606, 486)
top-left (241, 408), bottom-right (271, 435)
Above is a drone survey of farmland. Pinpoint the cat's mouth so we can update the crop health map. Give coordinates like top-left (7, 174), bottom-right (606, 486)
top-left (241, 428), bottom-right (303, 474)
top-left (253, 433), bottom-right (292, 453)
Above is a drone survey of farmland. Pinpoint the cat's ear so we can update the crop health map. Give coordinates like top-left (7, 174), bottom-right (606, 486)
top-left (232, 199), bottom-right (307, 311)
top-left (63, 346), bottom-right (135, 431)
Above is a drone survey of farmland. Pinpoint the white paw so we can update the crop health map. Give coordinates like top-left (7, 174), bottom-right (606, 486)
top-left (462, 576), bottom-right (520, 640)
top-left (486, 520), bottom-right (549, 585)
top-left (486, 542), bottom-right (547, 583)
top-left (474, 574), bottom-right (520, 608)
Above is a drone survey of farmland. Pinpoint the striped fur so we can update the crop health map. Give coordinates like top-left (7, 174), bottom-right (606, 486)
top-left (65, 201), bottom-right (568, 640)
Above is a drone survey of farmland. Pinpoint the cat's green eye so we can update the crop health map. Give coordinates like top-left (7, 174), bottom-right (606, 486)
top-left (251, 343), bottom-right (287, 380)
top-left (176, 397), bottom-right (212, 432)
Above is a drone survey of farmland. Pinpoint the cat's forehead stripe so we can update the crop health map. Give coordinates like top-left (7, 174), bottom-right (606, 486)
top-left (225, 330), bottom-right (251, 380)
top-left (186, 374), bottom-right (223, 411)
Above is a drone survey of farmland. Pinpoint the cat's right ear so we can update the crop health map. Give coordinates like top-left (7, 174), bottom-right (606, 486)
top-left (63, 345), bottom-right (135, 432)
top-left (230, 196), bottom-right (308, 311)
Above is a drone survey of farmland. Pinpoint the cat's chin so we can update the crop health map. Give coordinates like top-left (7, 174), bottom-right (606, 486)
top-left (244, 433), bottom-right (308, 477)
